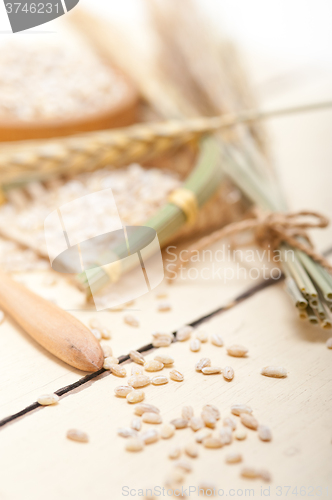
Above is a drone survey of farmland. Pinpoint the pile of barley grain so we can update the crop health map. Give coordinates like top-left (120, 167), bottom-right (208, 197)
top-left (0, 40), bottom-right (128, 122)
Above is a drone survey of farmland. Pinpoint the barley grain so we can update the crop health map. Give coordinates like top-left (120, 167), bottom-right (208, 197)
top-left (226, 344), bottom-right (248, 357)
top-left (261, 366), bottom-right (287, 378)
top-left (110, 365), bottom-right (126, 377)
top-left (203, 436), bottom-right (223, 448)
top-left (258, 425), bottom-right (272, 442)
top-left (91, 328), bottom-right (101, 340)
top-left (101, 328), bottom-right (111, 340)
top-left (241, 467), bottom-right (260, 479)
top-left (152, 336), bottom-right (172, 347)
top-left (175, 460), bottom-right (193, 472)
top-left (170, 418), bottom-right (188, 429)
top-left (195, 358), bottom-right (211, 372)
top-left (114, 386), bottom-right (133, 397)
top-left (37, 393), bottom-right (59, 405)
top-left (182, 406), bottom-right (194, 420)
top-left (195, 428), bottom-right (212, 443)
top-left (201, 366), bottom-right (222, 375)
top-left (66, 429), bottom-right (89, 443)
top-left (240, 413), bottom-right (258, 430)
top-left (231, 404), bottom-right (253, 416)
top-left (195, 330), bottom-right (208, 343)
top-left (226, 452), bottom-right (242, 464)
top-left (160, 423), bottom-right (175, 439)
top-left (223, 366), bottom-right (234, 381)
top-left (168, 447), bottom-right (181, 459)
top-left (223, 417), bottom-right (237, 430)
top-left (117, 427), bottom-right (138, 438)
top-left (131, 365), bottom-right (144, 376)
top-left (198, 483), bottom-right (217, 495)
top-left (170, 369), bottom-right (184, 382)
top-left (326, 337), bottom-right (332, 349)
top-left (129, 350), bottom-right (145, 365)
top-left (154, 353), bottom-right (174, 366)
top-left (131, 418), bottom-right (142, 431)
top-left (142, 412), bottom-right (162, 424)
top-left (103, 356), bottom-right (119, 370)
top-left (151, 375), bottom-right (169, 385)
top-left (165, 469), bottom-right (185, 486)
top-left (157, 302), bottom-right (171, 312)
top-left (190, 339), bottom-right (201, 352)
top-left (234, 428), bottom-right (247, 440)
top-left (203, 405), bottom-right (220, 420)
top-left (127, 390), bottom-right (145, 404)
top-left (124, 314), bottom-right (139, 327)
top-left (156, 291), bottom-right (168, 299)
top-left (211, 333), bottom-right (224, 347)
top-left (127, 375), bottom-right (150, 388)
top-left (184, 443), bottom-right (199, 458)
top-left (189, 416), bottom-right (204, 432)
top-left (201, 411), bottom-right (216, 428)
top-left (134, 403), bottom-right (160, 416)
top-left (259, 469), bottom-right (272, 482)
top-left (141, 429), bottom-right (159, 444)
top-left (152, 331), bottom-right (173, 340)
top-left (100, 343), bottom-right (112, 358)
top-left (176, 326), bottom-right (193, 341)
top-left (89, 318), bottom-right (101, 329)
top-left (144, 360), bottom-right (164, 372)
top-left (219, 427), bottom-right (233, 445)
top-left (126, 437), bottom-right (144, 452)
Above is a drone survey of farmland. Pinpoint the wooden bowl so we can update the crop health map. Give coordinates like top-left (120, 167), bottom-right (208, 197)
top-left (0, 67), bottom-right (139, 142)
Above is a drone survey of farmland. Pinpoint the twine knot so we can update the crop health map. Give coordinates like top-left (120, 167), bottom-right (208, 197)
top-left (167, 209), bottom-right (332, 279)
top-left (250, 209), bottom-right (329, 255)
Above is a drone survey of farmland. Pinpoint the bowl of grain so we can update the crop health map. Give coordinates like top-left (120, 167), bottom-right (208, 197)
top-left (0, 39), bottom-right (139, 142)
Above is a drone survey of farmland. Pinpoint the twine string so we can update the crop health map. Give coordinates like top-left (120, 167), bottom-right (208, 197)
top-left (166, 209), bottom-right (332, 278)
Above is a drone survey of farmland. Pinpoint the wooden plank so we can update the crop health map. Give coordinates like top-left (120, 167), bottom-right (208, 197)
top-left (0, 284), bottom-right (331, 500)
top-left (0, 266), bottom-right (248, 420)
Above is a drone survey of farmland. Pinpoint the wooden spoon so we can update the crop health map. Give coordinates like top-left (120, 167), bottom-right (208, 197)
top-left (0, 271), bottom-right (104, 372)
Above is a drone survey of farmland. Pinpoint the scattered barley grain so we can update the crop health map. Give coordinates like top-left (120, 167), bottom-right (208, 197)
top-left (240, 413), bottom-right (258, 430)
top-left (226, 452), bottom-right (242, 464)
top-left (127, 375), bottom-right (150, 388)
top-left (126, 437), bottom-right (144, 452)
top-left (226, 345), bottom-right (248, 357)
top-left (170, 370), bottom-right (184, 382)
top-left (134, 403), bottom-right (160, 416)
top-left (127, 390), bottom-right (145, 404)
top-left (190, 339), bottom-right (201, 352)
top-left (114, 386), bottom-right (133, 397)
top-left (202, 366), bottom-right (222, 375)
top-left (231, 404), bottom-right (253, 417)
top-left (170, 418), bottom-right (188, 429)
top-left (223, 366), bottom-right (234, 381)
top-left (261, 366), bottom-right (287, 378)
top-left (258, 425), bottom-right (272, 442)
top-left (160, 423), bottom-right (175, 439)
top-left (124, 314), bottom-right (139, 327)
top-left (176, 326), bottom-right (193, 341)
top-left (37, 393), bottom-right (59, 405)
top-left (211, 333), bottom-right (224, 347)
top-left (144, 360), bottom-right (164, 372)
top-left (195, 358), bottom-right (211, 372)
top-left (142, 412), bottom-right (162, 424)
top-left (151, 375), bottom-right (169, 385)
top-left (66, 429), bottom-right (89, 443)
top-left (129, 350), bottom-right (145, 365)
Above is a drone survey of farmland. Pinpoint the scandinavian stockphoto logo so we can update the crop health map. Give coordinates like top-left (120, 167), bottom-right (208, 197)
top-left (4, 0), bottom-right (80, 33)
top-left (44, 188), bottom-right (164, 311)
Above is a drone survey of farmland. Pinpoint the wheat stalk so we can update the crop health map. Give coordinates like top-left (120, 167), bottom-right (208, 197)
top-left (0, 100), bottom-right (331, 191)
